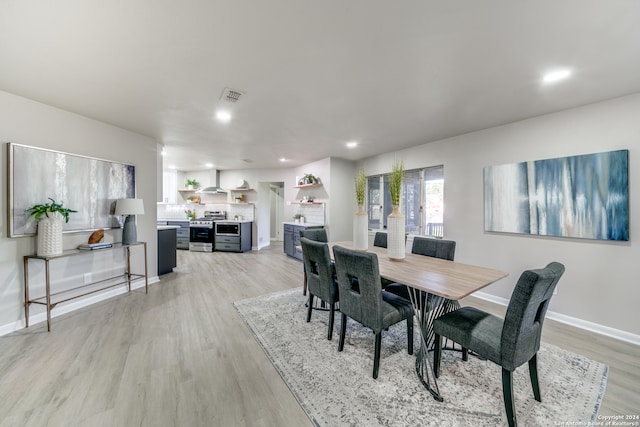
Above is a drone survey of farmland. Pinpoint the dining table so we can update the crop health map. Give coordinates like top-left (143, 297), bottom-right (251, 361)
top-left (328, 241), bottom-right (509, 402)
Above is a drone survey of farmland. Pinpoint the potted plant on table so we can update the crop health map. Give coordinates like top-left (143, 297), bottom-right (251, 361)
top-left (387, 160), bottom-right (405, 260)
top-left (26, 198), bottom-right (77, 257)
top-left (353, 167), bottom-right (368, 250)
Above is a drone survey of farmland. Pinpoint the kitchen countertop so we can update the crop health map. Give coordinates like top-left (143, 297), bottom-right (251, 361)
top-left (282, 222), bottom-right (324, 227)
top-left (216, 220), bottom-right (253, 224)
top-left (157, 225), bottom-right (181, 230)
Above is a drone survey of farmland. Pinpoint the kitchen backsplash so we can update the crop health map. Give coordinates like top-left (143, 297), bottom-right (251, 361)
top-left (294, 203), bottom-right (325, 225)
top-left (157, 203), bottom-right (255, 221)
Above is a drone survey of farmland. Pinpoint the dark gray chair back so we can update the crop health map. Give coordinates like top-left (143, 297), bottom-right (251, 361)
top-left (333, 245), bottom-right (385, 332)
top-left (299, 228), bottom-right (328, 242)
top-left (411, 236), bottom-right (456, 261)
top-left (373, 232), bottom-right (387, 248)
top-left (501, 262), bottom-right (565, 370)
top-left (300, 237), bottom-right (337, 305)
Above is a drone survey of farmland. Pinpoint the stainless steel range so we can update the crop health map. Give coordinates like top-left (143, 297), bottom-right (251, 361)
top-left (189, 210), bottom-right (226, 252)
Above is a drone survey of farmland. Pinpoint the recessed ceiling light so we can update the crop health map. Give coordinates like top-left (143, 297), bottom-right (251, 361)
top-left (542, 69), bottom-right (572, 84)
top-left (168, 165), bottom-right (176, 170)
top-left (280, 158), bottom-right (288, 162)
top-left (346, 141), bottom-right (358, 149)
top-left (205, 163), bottom-right (213, 168)
top-left (160, 149), bottom-right (167, 156)
top-left (216, 110), bottom-right (232, 122)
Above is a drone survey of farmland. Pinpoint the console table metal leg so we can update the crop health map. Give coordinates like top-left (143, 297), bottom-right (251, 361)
top-left (23, 256), bottom-right (30, 328)
top-left (126, 246), bottom-right (132, 292)
top-left (45, 260), bottom-right (51, 332)
top-left (143, 242), bottom-right (148, 294)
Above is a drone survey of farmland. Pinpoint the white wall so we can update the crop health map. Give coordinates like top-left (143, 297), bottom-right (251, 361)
top-left (328, 157), bottom-right (358, 242)
top-left (362, 93), bottom-right (640, 336)
top-left (0, 90), bottom-right (158, 333)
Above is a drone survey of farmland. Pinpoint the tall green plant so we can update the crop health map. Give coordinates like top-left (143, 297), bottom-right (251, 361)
top-left (389, 160), bottom-right (403, 206)
top-left (25, 198), bottom-right (77, 223)
top-left (355, 168), bottom-right (366, 206)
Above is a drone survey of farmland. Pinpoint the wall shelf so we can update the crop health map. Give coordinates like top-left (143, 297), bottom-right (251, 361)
top-left (290, 201), bottom-right (324, 205)
top-left (294, 183), bottom-right (322, 189)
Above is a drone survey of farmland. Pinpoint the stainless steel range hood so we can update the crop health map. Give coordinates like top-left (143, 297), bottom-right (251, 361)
top-left (198, 170), bottom-right (227, 193)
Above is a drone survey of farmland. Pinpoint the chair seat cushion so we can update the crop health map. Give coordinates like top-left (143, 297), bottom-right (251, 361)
top-left (433, 306), bottom-right (503, 365)
top-left (380, 291), bottom-right (414, 330)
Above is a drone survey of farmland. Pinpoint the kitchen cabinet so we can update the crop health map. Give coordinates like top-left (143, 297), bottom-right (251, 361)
top-left (283, 223), bottom-right (324, 261)
top-left (215, 221), bottom-right (252, 252)
top-left (158, 227), bottom-right (177, 275)
top-left (168, 221), bottom-right (190, 250)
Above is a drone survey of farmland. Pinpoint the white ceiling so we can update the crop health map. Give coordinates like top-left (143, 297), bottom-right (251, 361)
top-left (1, 1), bottom-right (639, 171)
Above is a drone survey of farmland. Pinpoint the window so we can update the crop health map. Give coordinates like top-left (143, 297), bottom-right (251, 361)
top-left (367, 165), bottom-right (445, 237)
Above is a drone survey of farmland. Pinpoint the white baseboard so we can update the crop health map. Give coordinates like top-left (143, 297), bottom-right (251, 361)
top-left (0, 276), bottom-right (159, 337)
top-left (473, 291), bottom-right (640, 346)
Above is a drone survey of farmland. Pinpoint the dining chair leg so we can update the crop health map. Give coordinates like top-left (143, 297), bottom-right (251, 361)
top-left (306, 294), bottom-right (314, 322)
top-left (327, 303), bottom-right (335, 340)
top-left (373, 332), bottom-right (382, 379)
top-left (528, 353), bottom-right (541, 401)
top-left (406, 317), bottom-right (414, 355)
top-left (338, 313), bottom-right (347, 352)
top-left (502, 368), bottom-right (517, 427)
top-left (303, 270), bottom-right (307, 296)
top-left (434, 333), bottom-right (442, 378)
top-left (462, 347), bottom-right (468, 361)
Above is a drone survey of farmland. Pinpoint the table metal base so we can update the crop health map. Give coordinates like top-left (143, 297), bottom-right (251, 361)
top-left (406, 288), bottom-right (461, 402)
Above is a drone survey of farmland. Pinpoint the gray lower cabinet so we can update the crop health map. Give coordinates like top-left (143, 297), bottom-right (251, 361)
top-left (168, 221), bottom-right (190, 250)
top-left (215, 222), bottom-right (252, 252)
top-left (284, 224), bottom-right (323, 261)
top-left (158, 228), bottom-right (177, 275)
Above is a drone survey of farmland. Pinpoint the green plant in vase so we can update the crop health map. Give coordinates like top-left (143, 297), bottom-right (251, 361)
top-left (26, 198), bottom-right (77, 223)
top-left (387, 160), bottom-right (405, 260)
top-left (353, 167), bottom-right (368, 250)
top-left (186, 178), bottom-right (200, 189)
top-left (26, 198), bottom-right (77, 256)
top-left (355, 167), bottom-right (366, 206)
top-left (389, 160), bottom-right (403, 207)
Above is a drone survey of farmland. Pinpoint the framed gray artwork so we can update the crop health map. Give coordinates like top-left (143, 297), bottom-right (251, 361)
top-left (484, 149), bottom-right (629, 241)
top-left (7, 143), bottom-right (136, 237)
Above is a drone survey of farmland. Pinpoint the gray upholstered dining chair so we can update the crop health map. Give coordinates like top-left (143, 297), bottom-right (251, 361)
top-left (299, 228), bottom-right (328, 243)
top-left (300, 237), bottom-right (339, 340)
top-left (433, 262), bottom-right (565, 427)
top-left (299, 228), bottom-right (328, 296)
top-left (332, 245), bottom-right (414, 379)
top-left (385, 236), bottom-right (456, 300)
top-left (373, 232), bottom-right (387, 248)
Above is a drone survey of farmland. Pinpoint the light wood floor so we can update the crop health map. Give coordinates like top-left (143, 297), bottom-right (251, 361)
top-left (0, 243), bottom-right (637, 426)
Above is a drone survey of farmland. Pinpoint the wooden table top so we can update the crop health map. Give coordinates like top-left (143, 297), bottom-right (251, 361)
top-left (329, 241), bottom-right (509, 301)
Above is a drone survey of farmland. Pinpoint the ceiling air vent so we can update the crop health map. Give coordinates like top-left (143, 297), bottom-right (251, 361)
top-left (221, 87), bottom-right (245, 103)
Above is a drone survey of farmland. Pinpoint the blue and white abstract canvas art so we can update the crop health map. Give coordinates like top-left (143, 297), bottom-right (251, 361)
top-left (484, 150), bottom-right (629, 241)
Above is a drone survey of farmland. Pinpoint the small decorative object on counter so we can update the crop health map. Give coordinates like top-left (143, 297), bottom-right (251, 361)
top-left (293, 213), bottom-right (302, 224)
top-left (185, 209), bottom-right (196, 220)
top-left (26, 198), bottom-right (77, 257)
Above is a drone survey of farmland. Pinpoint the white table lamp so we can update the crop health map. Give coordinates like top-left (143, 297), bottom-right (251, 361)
top-left (115, 198), bottom-right (144, 245)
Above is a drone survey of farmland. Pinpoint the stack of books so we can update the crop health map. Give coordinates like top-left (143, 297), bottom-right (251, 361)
top-left (78, 242), bottom-right (113, 251)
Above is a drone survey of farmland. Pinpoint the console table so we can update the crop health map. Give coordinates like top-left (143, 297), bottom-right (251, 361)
top-left (23, 242), bottom-right (148, 331)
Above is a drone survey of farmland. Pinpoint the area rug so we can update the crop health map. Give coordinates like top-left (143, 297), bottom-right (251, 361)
top-left (234, 289), bottom-right (608, 427)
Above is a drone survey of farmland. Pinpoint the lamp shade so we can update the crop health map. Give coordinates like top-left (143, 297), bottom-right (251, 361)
top-left (115, 198), bottom-right (145, 215)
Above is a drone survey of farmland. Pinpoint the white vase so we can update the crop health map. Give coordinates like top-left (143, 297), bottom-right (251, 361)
top-left (37, 216), bottom-right (64, 257)
top-left (387, 205), bottom-right (405, 260)
top-left (353, 205), bottom-right (368, 251)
